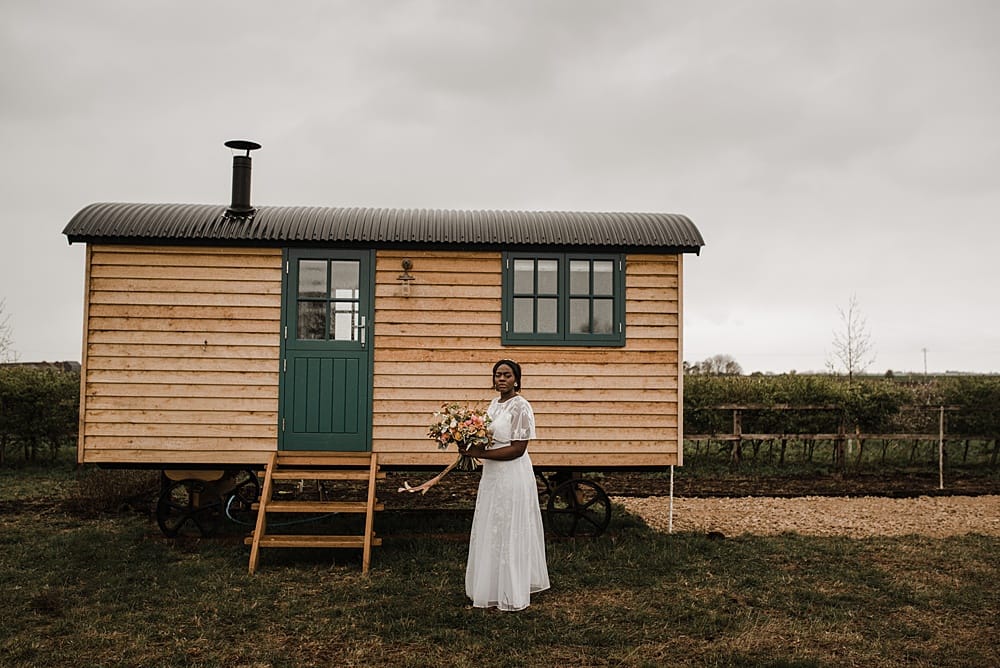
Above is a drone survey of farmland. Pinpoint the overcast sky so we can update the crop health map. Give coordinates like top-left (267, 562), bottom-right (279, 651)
top-left (2, 0), bottom-right (997, 374)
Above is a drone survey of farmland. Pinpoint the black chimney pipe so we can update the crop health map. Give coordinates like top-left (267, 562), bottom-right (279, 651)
top-left (224, 140), bottom-right (261, 215)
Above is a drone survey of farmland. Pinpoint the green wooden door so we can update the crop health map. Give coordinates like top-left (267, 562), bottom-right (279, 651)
top-left (280, 249), bottom-right (373, 451)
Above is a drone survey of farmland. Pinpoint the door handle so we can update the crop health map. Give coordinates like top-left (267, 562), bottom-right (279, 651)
top-left (355, 315), bottom-right (367, 348)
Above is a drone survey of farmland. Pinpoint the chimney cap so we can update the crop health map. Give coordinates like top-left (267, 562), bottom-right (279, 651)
top-left (224, 139), bottom-right (261, 156)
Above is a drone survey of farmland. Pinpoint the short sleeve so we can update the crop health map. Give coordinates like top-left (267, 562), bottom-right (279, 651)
top-left (508, 397), bottom-right (536, 441)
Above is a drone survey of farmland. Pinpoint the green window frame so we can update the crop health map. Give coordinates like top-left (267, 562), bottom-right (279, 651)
top-left (502, 252), bottom-right (626, 346)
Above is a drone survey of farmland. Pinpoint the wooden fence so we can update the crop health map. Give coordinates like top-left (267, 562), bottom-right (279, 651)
top-left (685, 405), bottom-right (998, 483)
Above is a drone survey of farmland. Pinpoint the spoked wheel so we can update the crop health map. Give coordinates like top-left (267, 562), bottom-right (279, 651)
top-left (224, 469), bottom-right (260, 526)
top-left (546, 478), bottom-right (612, 538)
top-left (156, 479), bottom-right (224, 538)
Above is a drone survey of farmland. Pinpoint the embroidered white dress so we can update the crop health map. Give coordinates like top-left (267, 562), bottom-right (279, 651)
top-left (465, 395), bottom-right (550, 611)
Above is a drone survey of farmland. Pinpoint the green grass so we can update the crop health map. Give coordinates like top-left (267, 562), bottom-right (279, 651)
top-left (1, 472), bottom-right (997, 667)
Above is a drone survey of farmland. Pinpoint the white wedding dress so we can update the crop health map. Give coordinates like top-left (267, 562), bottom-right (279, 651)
top-left (465, 395), bottom-right (550, 611)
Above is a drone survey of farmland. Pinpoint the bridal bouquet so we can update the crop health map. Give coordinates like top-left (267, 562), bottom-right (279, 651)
top-left (428, 402), bottom-right (492, 470)
top-left (399, 402), bottom-right (492, 494)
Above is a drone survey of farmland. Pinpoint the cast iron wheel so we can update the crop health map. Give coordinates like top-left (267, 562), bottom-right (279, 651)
top-left (546, 478), bottom-right (612, 538)
top-left (156, 479), bottom-right (224, 538)
top-left (225, 469), bottom-right (260, 526)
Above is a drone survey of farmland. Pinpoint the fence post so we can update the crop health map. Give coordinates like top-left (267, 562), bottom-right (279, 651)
top-left (834, 417), bottom-right (846, 469)
top-left (731, 408), bottom-right (743, 467)
top-left (938, 405), bottom-right (945, 490)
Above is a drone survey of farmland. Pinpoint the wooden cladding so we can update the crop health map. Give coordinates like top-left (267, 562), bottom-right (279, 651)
top-left (371, 250), bottom-right (682, 468)
top-left (79, 246), bottom-right (281, 464)
top-left (78, 246), bottom-right (683, 468)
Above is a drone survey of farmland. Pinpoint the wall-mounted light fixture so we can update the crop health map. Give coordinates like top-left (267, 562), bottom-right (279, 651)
top-left (397, 259), bottom-right (415, 297)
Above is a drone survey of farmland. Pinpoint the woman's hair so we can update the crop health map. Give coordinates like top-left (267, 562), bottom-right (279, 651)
top-left (492, 359), bottom-right (523, 391)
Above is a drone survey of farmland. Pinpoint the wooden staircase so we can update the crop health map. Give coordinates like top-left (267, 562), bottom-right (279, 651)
top-left (247, 451), bottom-right (384, 575)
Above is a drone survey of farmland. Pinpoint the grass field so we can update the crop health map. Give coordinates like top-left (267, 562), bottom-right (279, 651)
top-left (1, 467), bottom-right (998, 667)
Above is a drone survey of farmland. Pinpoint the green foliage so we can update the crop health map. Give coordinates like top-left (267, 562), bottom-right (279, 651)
top-left (0, 367), bottom-right (80, 465)
top-left (685, 374), bottom-right (997, 437)
top-left (938, 376), bottom-right (1000, 437)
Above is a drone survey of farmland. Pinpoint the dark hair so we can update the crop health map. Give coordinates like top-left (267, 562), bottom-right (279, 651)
top-left (492, 359), bottom-right (522, 391)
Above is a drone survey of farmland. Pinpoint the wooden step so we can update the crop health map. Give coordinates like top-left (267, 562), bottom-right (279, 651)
top-left (258, 500), bottom-right (384, 514)
top-left (246, 534), bottom-right (383, 549)
top-left (270, 470), bottom-right (386, 481)
top-left (276, 452), bottom-right (375, 467)
top-left (248, 451), bottom-right (382, 575)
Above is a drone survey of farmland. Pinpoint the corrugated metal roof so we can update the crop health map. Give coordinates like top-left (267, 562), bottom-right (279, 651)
top-left (62, 202), bottom-right (704, 252)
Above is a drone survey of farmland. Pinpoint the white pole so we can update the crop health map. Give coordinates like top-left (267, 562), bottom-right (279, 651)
top-left (668, 464), bottom-right (674, 534)
top-left (939, 405), bottom-right (945, 490)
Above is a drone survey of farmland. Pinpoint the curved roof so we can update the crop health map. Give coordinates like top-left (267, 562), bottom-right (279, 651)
top-left (63, 202), bottom-right (704, 253)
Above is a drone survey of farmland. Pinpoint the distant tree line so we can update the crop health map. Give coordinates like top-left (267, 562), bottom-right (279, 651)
top-left (0, 366), bottom-right (79, 464)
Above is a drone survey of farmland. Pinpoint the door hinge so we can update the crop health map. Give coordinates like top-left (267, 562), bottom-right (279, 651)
top-left (285, 260), bottom-right (289, 274)
top-left (283, 358), bottom-right (286, 373)
top-left (281, 418), bottom-right (285, 432)
top-left (283, 325), bottom-right (287, 340)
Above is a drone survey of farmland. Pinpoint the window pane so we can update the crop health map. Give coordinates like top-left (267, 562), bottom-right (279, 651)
top-left (538, 297), bottom-right (558, 333)
top-left (330, 260), bottom-right (359, 299)
top-left (570, 260), bottom-right (590, 295)
top-left (593, 299), bottom-right (613, 334)
top-left (513, 260), bottom-right (534, 294)
top-left (593, 261), bottom-right (614, 296)
top-left (570, 298), bottom-right (589, 333)
top-left (298, 260), bottom-right (327, 298)
top-left (537, 260), bottom-right (558, 294)
top-left (513, 298), bottom-right (534, 332)
top-left (297, 301), bottom-right (326, 339)
top-left (331, 301), bottom-right (358, 341)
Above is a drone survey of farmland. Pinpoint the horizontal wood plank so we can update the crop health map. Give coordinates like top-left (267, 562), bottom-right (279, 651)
top-left (88, 343), bottom-right (280, 360)
top-left (88, 317), bottom-right (279, 334)
top-left (89, 304), bottom-right (281, 320)
top-left (89, 291), bottom-right (280, 307)
top-left (90, 264), bottom-right (281, 281)
top-left (87, 370), bottom-right (279, 385)
top-left (86, 395), bottom-right (276, 411)
top-left (88, 331), bottom-right (279, 346)
top-left (83, 436), bottom-right (276, 450)
top-left (84, 409), bottom-right (277, 424)
top-left (86, 423), bottom-right (278, 437)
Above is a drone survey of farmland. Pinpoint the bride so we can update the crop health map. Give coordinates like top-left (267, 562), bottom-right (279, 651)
top-left (457, 359), bottom-right (550, 611)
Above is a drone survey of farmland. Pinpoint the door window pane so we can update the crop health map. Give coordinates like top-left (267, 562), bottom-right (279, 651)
top-left (330, 260), bottom-right (359, 298)
top-left (297, 301), bottom-right (326, 340)
top-left (298, 260), bottom-right (328, 298)
top-left (331, 301), bottom-right (358, 341)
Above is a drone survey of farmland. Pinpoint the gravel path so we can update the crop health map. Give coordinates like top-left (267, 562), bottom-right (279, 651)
top-left (612, 494), bottom-right (1000, 538)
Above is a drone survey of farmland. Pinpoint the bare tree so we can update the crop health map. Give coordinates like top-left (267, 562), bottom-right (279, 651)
top-left (827, 294), bottom-right (875, 382)
top-left (0, 298), bottom-right (14, 362)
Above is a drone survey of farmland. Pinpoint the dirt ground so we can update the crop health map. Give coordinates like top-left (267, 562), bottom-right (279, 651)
top-left (383, 469), bottom-right (1000, 538)
top-left (613, 494), bottom-right (1000, 538)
